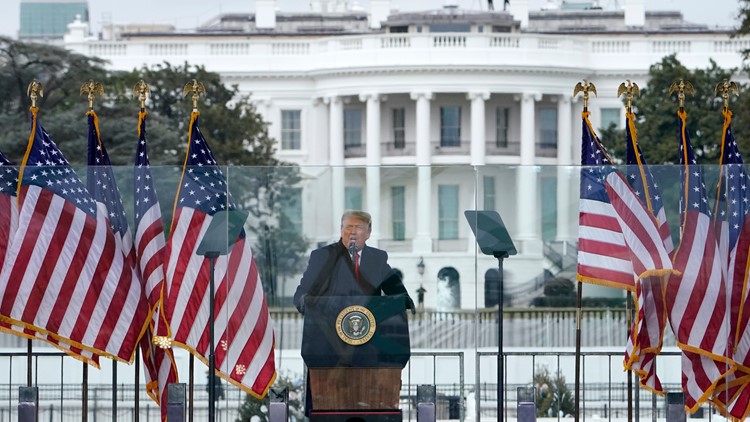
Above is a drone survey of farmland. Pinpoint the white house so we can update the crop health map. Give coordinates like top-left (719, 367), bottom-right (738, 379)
top-left (61, 0), bottom-right (748, 310)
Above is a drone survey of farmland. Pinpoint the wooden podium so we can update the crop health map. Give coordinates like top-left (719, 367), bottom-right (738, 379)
top-left (302, 295), bottom-right (411, 422)
top-left (309, 367), bottom-right (401, 410)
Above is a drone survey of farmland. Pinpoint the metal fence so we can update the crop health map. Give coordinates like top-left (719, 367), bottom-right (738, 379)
top-left (0, 348), bottom-right (710, 421)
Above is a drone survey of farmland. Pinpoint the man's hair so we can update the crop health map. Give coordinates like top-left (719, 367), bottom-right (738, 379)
top-left (341, 209), bottom-right (372, 229)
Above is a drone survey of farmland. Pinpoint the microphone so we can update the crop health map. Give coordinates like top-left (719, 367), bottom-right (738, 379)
top-left (348, 236), bottom-right (357, 255)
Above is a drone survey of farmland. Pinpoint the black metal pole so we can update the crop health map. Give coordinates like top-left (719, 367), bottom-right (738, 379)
top-left (134, 351), bottom-right (140, 422)
top-left (575, 282), bottom-right (583, 422)
top-left (189, 354), bottom-right (194, 422)
top-left (626, 291), bottom-right (633, 422)
top-left (113, 363), bottom-right (117, 421)
top-left (207, 253), bottom-right (219, 422)
top-left (497, 256), bottom-right (504, 422)
top-left (27, 339), bottom-right (32, 386)
top-left (83, 362), bottom-right (88, 422)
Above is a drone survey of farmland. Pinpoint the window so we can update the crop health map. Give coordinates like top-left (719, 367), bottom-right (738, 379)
top-left (392, 186), bottom-right (405, 240)
top-left (438, 185), bottom-right (459, 239)
top-left (344, 109), bottom-right (362, 148)
top-left (495, 107), bottom-right (509, 147)
top-left (281, 110), bottom-right (301, 150)
top-left (345, 187), bottom-right (362, 210)
top-left (483, 176), bottom-right (496, 211)
top-left (393, 108), bottom-right (406, 149)
top-left (600, 107), bottom-right (620, 130)
top-left (280, 188), bottom-right (303, 234)
top-left (440, 106), bottom-right (461, 147)
top-left (539, 108), bottom-right (557, 148)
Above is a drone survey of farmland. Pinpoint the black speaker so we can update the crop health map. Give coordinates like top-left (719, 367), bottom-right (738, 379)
top-left (666, 392), bottom-right (686, 422)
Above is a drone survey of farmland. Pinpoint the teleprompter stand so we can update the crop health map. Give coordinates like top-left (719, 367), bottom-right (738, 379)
top-left (465, 210), bottom-right (517, 422)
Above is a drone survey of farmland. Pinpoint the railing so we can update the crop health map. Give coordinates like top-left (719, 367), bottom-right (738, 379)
top-left (69, 32), bottom-right (748, 75)
top-left (0, 349), bottom-right (711, 421)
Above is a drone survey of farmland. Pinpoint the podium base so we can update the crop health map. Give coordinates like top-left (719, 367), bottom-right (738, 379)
top-left (310, 409), bottom-right (403, 422)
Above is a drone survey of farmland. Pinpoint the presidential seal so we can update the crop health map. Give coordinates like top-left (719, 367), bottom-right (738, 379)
top-left (335, 305), bottom-right (376, 345)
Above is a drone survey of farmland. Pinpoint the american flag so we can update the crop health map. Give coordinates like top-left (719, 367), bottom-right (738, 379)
top-left (666, 109), bottom-right (732, 412)
top-left (162, 112), bottom-right (276, 397)
top-left (133, 110), bottom-right (179, 419)
top-left (577, 111), bottom-right (636, 290)
top-left (0, 152), bottom-right (18, 272)
top-left (0, 149), bottom-right (101, 364)
top-left (87, 110), bottom-right (151, 366)
top-left (0, 107), bottom-right (148, 362)
top-left (621, 111), bottom-right (673, 394)
top-left (710, 109), bottom-right (750, 419)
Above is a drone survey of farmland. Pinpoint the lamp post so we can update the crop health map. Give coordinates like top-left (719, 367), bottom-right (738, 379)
top-left (417, 257), bottom-right (425, 277)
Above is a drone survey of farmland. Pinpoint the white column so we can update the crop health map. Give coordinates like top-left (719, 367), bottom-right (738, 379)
top-left (310, 98), bottom-right (329, 166)
top-left (557, 95), bottom-right (573, 166)
top-left (410, 91), bottom-right (433, 253)
top-left (411, 92), bottom-right (433, 166)
top-left (515, 92), bottom-right (541, 255)
top-left (360, 93), bottom-right (382, 245)
top-left (517, 92), bottom-right (541, 166)
top-left (468, 91), bottom-right (489, 166)
top-left (328, 95), bottom-right (345, 236)
top-left (556, 94), bottom-right (575, 242)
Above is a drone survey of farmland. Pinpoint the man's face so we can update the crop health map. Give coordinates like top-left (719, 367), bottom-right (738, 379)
top-left (341, 217), bottom-right (371, 250)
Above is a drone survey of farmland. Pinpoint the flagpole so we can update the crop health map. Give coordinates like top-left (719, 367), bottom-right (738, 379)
top-left (626, 292), bottom-right (633, 422)
top-left (189, 354), bottom-right (194, 422)
top-left (113, 363), bottom-right (118, 422)
top-left (574, 282), bottom-right (582, 422)
top-left (83, 362), bottom-right (88, 422)
top-left (572, 80), bottom-right (597, 422)
top-left (27, 339), bottom-right (32, 386)
top-left (134, 351), bottom-right (140, 422)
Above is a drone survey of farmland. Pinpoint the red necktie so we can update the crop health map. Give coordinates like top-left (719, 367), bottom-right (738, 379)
top-left (353, 251), bottom-right (360, 280)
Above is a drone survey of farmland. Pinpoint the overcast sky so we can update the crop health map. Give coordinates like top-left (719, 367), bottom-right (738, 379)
top-left (0, 0), bottom-right (742, 37)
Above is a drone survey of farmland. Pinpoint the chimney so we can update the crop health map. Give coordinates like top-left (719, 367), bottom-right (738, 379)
top-left (508, 0), bottom-right (529, 28)
top-left (369, 0), bottom-right (391, 29)
top-left (624, 0), bottom-right (645, 27)
top-left (256, 0), bottom-right (277, 29)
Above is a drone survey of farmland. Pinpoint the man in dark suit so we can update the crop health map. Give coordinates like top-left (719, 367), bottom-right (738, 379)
top-left (294, 210), bottom-right (415, 313)
top-left (294, 210), bottom-right (414, 416)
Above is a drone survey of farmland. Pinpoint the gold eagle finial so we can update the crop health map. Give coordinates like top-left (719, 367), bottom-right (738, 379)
top-left (573, 80), bottom-right (597, 111)
top-left (617, 80), bottom-right (640, 114)
top-left (132, 80), bottom-right (151, 111)
top-left (715, 80), bottom-right (739, 112)
top-left (26, 80), bottom-right (44, 108)
top-left (668, 79), bottom-right (695, 112)
top-left (80, 79), bottom-right (105, 111)
top-left (183, 79), bottom-right (205, 112)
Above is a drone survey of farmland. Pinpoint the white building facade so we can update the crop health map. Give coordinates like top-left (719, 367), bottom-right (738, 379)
top-left (62, 0), bottom-right (749, 309)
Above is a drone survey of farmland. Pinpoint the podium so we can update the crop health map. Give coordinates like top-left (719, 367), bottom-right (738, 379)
top-left (302, 295), bottom-right (410, 421)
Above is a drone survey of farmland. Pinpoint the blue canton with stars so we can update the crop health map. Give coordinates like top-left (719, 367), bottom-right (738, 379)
top-left (134, 113), bottom-right (160, 225)
top-left (177, 116), bottom-right (237, 215)
top-left (580, 118), bottom-right (615, 203)
top-left (717, 123), bottom-right (750, 248)
top-left (678, 114), bottom-right (711, 222)
top-left (86, 113), bottom-right (130, 237)
top-left (0, 151), bottom-right (18, 196)
top-left (22, 114), bottom-right (96, 217)
top-left (625, 117), bottom-right (665, 220)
